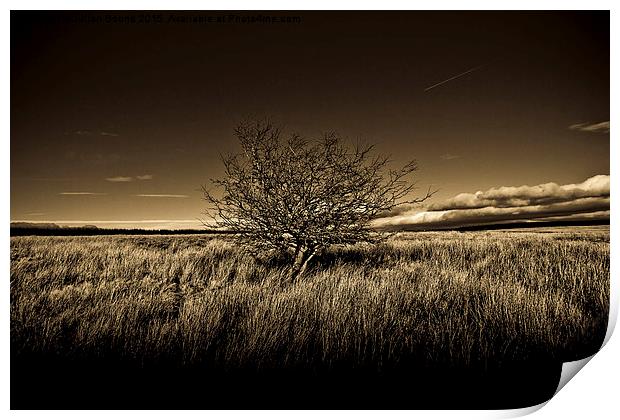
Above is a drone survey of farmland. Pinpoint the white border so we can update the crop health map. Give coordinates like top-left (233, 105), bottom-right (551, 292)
top-left (4, 2), bottom-right (617, 419)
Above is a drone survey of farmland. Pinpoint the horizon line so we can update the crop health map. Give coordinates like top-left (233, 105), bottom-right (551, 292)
top-left (11, 219), bottom-right (205, 224)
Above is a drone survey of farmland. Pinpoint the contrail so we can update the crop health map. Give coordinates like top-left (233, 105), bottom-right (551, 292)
top-left (424, 64), bottom-right (486, 92)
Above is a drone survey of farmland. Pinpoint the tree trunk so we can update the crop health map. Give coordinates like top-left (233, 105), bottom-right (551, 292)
top-left (297, 248), bottom-right (316, 279)
top-left (290, 245), bottom-right (316, 281)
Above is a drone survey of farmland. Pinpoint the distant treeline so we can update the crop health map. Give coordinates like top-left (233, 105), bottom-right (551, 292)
top-left (10, 218), bottom-right (608, 236)
top-left (450, 219), bottom-right (609, 232)
top-left (10, 226), bottom-right (225, 237)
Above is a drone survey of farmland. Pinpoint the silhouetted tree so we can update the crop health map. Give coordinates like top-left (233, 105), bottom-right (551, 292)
top-left (203, 120), bottom-right (433, 280)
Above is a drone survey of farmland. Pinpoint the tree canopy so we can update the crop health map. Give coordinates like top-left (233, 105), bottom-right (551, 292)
top-left (203, 120), bottom-right (433, 279)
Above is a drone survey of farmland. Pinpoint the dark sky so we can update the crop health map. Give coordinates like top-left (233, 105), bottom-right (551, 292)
top-left (11, 11), bottom-right (609, 229)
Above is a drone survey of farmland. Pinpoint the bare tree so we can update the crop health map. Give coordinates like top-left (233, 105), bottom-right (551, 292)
top-left (203, 120), bottom-right (434, 280)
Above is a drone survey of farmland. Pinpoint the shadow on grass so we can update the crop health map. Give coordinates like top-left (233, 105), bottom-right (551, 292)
top-left (257, 243), bottom-right (406, 274)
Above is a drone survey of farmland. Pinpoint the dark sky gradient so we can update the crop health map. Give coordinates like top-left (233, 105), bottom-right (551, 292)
top-left (11, 11), bottom-right (609, 229)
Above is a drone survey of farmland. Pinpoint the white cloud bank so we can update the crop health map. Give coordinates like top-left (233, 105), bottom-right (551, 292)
top-left (373, 175), bottom-right (610, 230)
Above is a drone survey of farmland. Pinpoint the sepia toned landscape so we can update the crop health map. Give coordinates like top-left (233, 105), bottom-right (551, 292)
top-left (10, 11), bottom-right (609, 410)
top-left (11, 226), bottom-right (609, 408)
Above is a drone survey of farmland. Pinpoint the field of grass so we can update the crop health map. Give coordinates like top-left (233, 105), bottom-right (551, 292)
top-left (10, 227), bottom-right (610, 408)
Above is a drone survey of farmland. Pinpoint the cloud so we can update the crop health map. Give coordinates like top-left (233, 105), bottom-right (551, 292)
top-left (136, 194), bottom-right (189, 198)
top-left (374, 197), bottom-right (609, 230)
top-left (65, 151), bottom-right (123, 166)
top-left (106, 176), bottom-right (133, 182)
top-left (428, 175), bottom-right (609, 211)
top-left (440, 153), bottom-right (460, 160)
top-left (105, 175), bottom-right (153, 182)
top-left (67, 130), bottom-right (120, 137)
top-left (569, 121), bottom-right (610, 134)
top-left (373, 175), bottom-right (610, 230)
top-left (59, 192), bottom-right (107, 196)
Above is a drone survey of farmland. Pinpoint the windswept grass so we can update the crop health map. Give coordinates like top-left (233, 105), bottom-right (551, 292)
top-left (11, 228), bottom-right (609, 373)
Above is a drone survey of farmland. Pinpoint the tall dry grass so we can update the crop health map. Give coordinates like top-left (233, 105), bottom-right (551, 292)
top-left (10, 229), bottom-right (609, 372)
